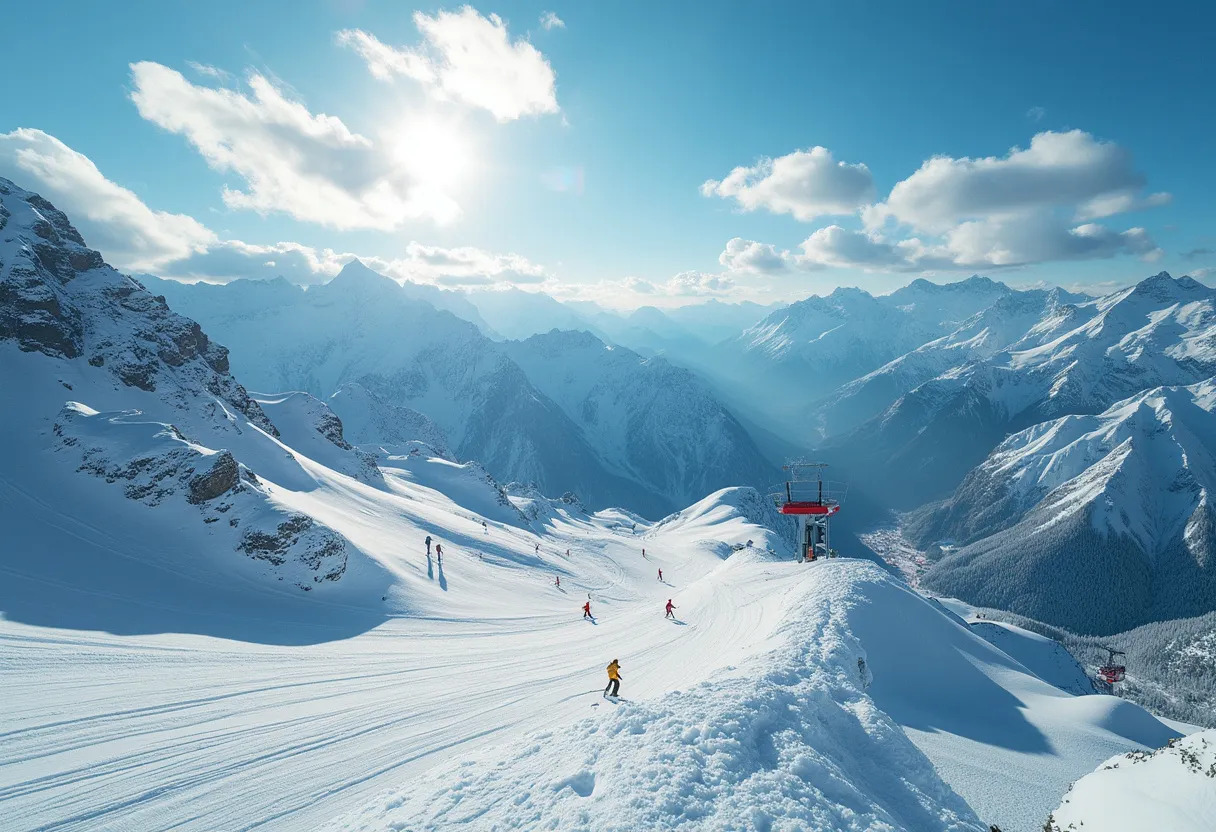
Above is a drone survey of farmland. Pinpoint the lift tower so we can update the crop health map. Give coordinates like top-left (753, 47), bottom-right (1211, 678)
top-left (774, 462), bottom-right (845, 562)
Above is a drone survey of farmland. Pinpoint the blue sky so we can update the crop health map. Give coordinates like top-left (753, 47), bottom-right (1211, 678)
top-left (2, 0), bottom-right (1213, 306)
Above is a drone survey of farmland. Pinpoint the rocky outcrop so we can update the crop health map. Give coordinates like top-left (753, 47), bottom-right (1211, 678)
top-left (187, 452), bottom-right (240, 504)
top-left (239, 514), bottom-right (348, 588)
top-left (0, 177), bottom-right (278, 436)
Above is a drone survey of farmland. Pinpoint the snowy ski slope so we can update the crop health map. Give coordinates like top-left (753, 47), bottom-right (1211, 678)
top-left (1, 427), bottom-right (1184, 831)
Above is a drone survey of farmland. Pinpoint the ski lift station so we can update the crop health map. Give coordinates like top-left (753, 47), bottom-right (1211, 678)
top-left (772, 462), bottom-right (847, 562)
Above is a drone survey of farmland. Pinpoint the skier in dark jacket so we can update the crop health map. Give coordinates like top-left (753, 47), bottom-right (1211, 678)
top-left (425, 535), bottom-right (432, 556)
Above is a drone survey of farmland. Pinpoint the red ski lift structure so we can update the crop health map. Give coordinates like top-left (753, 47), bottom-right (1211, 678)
top-left (771, 462), bottom-right (847, 562)
top-left (1098, 646), bottom-right (1126, 685)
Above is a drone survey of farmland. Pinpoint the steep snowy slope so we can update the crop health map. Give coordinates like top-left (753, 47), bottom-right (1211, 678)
top-left (831, 273), bottom-right (1216, 506)
top-left (144, 264), bottom-right (670, 516)
top-left (0, 177), bottom-right (372, 600)
top-left (252, 391), bottom-right (385, 486)
top-left (326, 381), bottom-right (451, 458)
top-left (1046, 730), bottom-right (1216, 832)
top-left (913, 380), bottom-right (1216, 634)
top-left (505, 330), bottom-right (777, 508)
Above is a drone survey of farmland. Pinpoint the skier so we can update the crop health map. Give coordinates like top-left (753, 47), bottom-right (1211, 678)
top-left (535, 543), bottom-right (540, 554)
top-left (657, 568), bottom-right (663, 582)
top-left (665, 599), bottom-right (676, 619)
top-left (482, 520), bottom-right (488, 534)
top-left (583, 601), bottom-right (592, 619)
top-left (435, 543), bottom-right (443, 564)
top-left (642, 548), bottom-right (646, 559)
top-left (604, 659), bottom-right (621, 697)
top-left (425, 535), bottom-right (432, 556)
top-left (555, 575), bottom-right (561, 588)
top-left (566, 548), bottom-right (571, 558)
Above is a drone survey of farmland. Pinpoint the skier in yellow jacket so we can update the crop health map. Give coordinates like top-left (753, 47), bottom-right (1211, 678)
top-left (604, 659), bottom-right (621, 697)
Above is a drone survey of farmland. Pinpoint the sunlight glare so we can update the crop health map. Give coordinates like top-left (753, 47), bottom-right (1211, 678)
top-left (391, 117), bottom-right (474, 192)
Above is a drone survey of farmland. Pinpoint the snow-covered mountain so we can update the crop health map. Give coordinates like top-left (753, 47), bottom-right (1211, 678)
top-left (911, 380), bottom-right (1216, 634)
top-left (326, 381), bottom-right (451, 458)
top-left (466, 287), bottom-right (597, 340)
top-left (814, 287), bottom-right (1086, 440)
top-left (828, 273), bottom-right (1216, 506)
top-left (505, 330), bottom-right (777, 509)
top-left (0, 177), bottom-right (375, 595)
top-left (701, 277), bottom-right (1014, 435)
top-left (145, 264), bottom-right (670, 514)
top-left (145, 265), bottom-right (773, 517)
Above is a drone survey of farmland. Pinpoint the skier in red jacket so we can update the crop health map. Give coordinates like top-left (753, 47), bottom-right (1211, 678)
top-left (665, 599), bottom-right (676, 619)
top-left (583, 601), bottom-right (592, 619)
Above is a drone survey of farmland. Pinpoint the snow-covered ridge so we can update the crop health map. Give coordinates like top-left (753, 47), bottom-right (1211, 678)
top-left (55, 402), bottom-right (350, 589)
top-left (1047, 730), bottom-right (1216, 831)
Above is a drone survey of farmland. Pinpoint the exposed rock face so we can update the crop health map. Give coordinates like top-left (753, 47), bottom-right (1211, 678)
top-left (315, 409), bottom-right (352, 450)
top-left (0, 177), bottom-right (277, 436)
top-left (240, 515), bottom-right (348, 588)
top-left (54, 402), bottom-right (351, 591)
top-left (188, 452), bottom-right (240, 504)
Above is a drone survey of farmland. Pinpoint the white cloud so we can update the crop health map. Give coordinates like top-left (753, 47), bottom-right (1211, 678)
top-left (186, 61), bottom-right (235, 84)
top-left (795, 226), bottom-right (911, 270)
top-left (701, 146), bottom-right (875, 221)
top-left (668, 270), bottom-right (736, 295)
top-left (548, 270), bottom-right (740, 309)
top-left (157, 240), bottom-right (347, 284)
top-left (724, 129), bottom-right (1172, 275)
top-left (390, 241), bottom-right (549, 285)
top-left (539, 11), bottom-right (565, 30)
top-left (941, 216), bottom-right (1160, 267)
top-left (158, 237), bottom-right (550, 288)
top-left (129, 61), bottom-right (458, 230)
top-left (873, 130), bottom-right (1158, 233)
top-left (1026, 106), bottom-right (1046, 122)
top-left (338, 8), bottom-right (559, 122)
top-left (0, 128), bottom-right (216, 270)
top-left (718, 237), bottom-right (790, 273)
top-left (791, 216), bottom-right (1161, 272)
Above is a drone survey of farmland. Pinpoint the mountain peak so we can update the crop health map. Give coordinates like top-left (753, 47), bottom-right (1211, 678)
top-left (1130, 271), bottom-right (1212, 302)
top-left (325, 259), bottom-right (396, 293)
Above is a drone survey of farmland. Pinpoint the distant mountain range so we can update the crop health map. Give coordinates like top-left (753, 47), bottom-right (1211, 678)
top-left (144, 263), bottom-right (776, 516)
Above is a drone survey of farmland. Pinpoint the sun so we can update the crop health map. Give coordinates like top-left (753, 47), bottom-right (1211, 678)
top-left (390, 117), bottom-right (474, 192)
